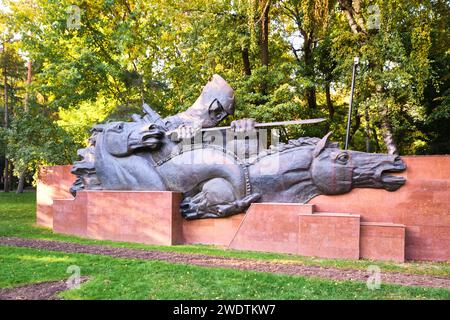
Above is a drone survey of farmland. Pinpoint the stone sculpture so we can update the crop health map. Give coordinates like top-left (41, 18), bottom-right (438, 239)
top-left (71, 75), bottom-right (406, 219)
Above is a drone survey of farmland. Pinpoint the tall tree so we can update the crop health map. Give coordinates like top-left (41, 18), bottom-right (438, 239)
top-left (278, 0), bottom-right (335, 110)
top-left (0, 0), bottom-right (447, 190)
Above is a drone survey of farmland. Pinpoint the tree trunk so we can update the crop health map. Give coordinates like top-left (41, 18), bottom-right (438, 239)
top-left (323, 83), bottom-right (334, 133)
top-left (3, 56), bottom-right (9, 193)
top-left (8, 163), bottom-right (13, 192)
top-left (16, 170), bottom-right (26, 194)
top-left (3, 160), bottom-right (9, 193)
top-left (325, 83), bottom-right (334, 119)
top-left (352, 0), bottom-right (367, 33)
top-left (242, 48), bottom-right (252, 75)
top-left (339, 0), bottom-right (398, 154)
top-left (377, 93), bottom-right (398, 155)
top-left (381, 115), bottom-right (398, 155)
top-left (377, 86), bottom-right (399, 155)
top-left (16, 58), bottom-right (33, 194)
top-left (259, 0), bottom-right (270, 67)
top-left (24, 59), bottom-right (32, 112)
top-left (338, 0), bottom-right (367, 35)
top-left (258, 0), bottom-right (270, 96)
top-left (349, 113), bottom-right (361, 148)
top-left (306, 87), bottom-right (317, 110)
top-left (364, 108), bottom-right (371, 153)
top-left (303, 34), bottom-right (317, 109)
top-left (371, 126), bottom-right (380, 152)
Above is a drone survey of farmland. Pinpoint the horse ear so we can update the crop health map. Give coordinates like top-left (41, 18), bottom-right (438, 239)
top-left (91, 124), bottom-right (105, 133)
top-left (313, 132), bottom-right (332, 157)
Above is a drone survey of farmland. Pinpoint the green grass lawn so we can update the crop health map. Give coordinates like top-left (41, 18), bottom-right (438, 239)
top-left (1, 245), bottom-right (449, 300)
top-left (0, 191), bottom-right (449, 299)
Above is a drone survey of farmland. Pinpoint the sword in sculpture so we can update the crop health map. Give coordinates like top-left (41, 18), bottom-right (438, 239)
top-left (139, 102), bottom-right (326, 134)
top-left (164, 118), bottom-right (327, 139)
top-left (199, 118), bottom-right (327, 132)
top-left (165, 118), bottom-right (327, 137)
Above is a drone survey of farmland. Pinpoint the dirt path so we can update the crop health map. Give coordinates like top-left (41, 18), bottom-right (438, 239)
top-left (0, 277), bottom-right (89, 300)
top-left (1, 237), bottom-right (449, 290)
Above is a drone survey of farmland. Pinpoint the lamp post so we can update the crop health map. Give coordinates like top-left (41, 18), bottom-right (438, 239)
top-left (345, 57), bottom-right (359, 150)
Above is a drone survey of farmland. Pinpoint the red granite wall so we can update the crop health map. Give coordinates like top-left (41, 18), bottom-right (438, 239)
top-left (181, 214), bottom-right (245, 246)
top-left (298, 213), bottom-right (361, 259)
top-left (36, 165), bottom-right (74, 228)
top-left (53, 192), bottom-right (88, 236)
top-left (360, 222), bottom-right (405, 262)
top-left (228, 203), bottom-right (313, 254)
top-left (309, 156), bottom-right (450, 261)
top-left (53, 191), bottom-right (183, 245)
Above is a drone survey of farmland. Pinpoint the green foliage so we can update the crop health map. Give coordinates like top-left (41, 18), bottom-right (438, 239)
top-left (0, 0), bottom-right (449, 184)
top-left (5, 105), bottom-right (77, 180)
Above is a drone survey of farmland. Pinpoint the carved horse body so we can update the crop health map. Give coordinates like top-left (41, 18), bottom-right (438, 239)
top-left (71, 121), bottom-right (406, 219)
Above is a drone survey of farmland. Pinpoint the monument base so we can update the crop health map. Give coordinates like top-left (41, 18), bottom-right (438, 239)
top-left (54, 191), bottom-right (182, 246)
top-left (37, 155), bottom-right (450, 262)
top-left (51, 190), bottom-right (405, 262)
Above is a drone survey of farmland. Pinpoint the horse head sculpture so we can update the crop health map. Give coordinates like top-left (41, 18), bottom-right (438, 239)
top-left (249, 132), bottom-right (406, 204)
top-left (311, 132), bottom-right (406, 195)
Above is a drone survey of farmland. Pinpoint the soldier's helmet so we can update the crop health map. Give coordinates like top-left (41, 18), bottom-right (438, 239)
top-left (191, 74), bottom-right (235, 115)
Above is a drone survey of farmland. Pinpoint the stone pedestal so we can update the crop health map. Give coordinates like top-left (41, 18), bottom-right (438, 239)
top-left (360, 222), bottom-right (405, 262)
top-left (53, 192), bottom-right (88, 237)
top-left (53, 191), bottom-right (182, 246)
top-left (228, 203), bottom-right (313, 254)
top-left (36, 165), bottom-right (74, 228)
top-left (298, 213), bottom-right (361, 259)
top-left (181, 214), bottom-right (245, 246)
